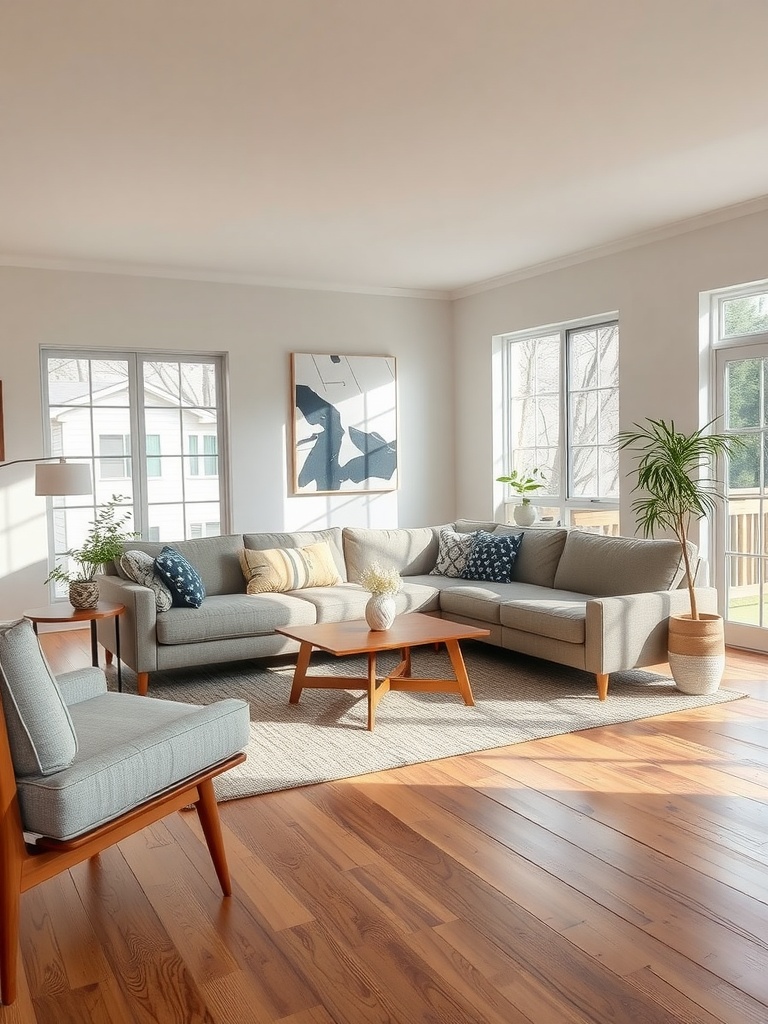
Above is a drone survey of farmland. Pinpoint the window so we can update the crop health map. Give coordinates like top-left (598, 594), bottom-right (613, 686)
top-left (99, 434), bottom-right (130, 479)
top-left (42, 352), bottom-right (228, 599)
top-left (187, 434), bottom-right (218, 476)
top-left (710, 280), bottom-right (768, 650)
top-left (500, 318), bottom-right (619, 531)
top-left (189, 521), bottom-right (221, 539)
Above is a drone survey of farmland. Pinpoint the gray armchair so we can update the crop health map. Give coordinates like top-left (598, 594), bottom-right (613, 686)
top-left (0, 618), bottom-right (250, 1005)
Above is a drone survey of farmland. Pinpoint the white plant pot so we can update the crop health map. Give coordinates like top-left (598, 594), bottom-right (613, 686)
top-left (513, 503), bottom-right (537, 527)
top-left (365, 593), bottom-right (397, 631)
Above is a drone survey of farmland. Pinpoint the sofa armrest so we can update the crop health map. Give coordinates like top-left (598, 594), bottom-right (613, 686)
top-left (95, 575), bottom-right (159, 675)
top-left (56, 666), bottom-right (108, 705)
top-left (585, 587), bottom-right (719, 675)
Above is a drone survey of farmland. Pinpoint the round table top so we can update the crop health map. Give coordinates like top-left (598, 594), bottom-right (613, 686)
top-left (22, 601), bottom-right (126, 624)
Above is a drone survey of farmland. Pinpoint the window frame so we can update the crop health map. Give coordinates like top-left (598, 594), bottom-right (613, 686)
top-left (40, 348), bottom-right (230, 598)
top-left (499, 314), bottom-right (620, 529)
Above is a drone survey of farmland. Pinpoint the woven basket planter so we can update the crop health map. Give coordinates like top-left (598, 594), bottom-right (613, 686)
top-left (69, 581), bottom-right (100, 610)
top-left (667, 612), bottom-right (725, 695)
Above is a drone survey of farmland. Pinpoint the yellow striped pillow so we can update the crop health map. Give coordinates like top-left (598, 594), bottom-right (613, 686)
top-left (239, 542), bottom-right (341, 594)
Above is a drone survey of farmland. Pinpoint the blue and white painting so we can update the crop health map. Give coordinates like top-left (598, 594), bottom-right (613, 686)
top-left (291, 353), bottom-right (398, 494)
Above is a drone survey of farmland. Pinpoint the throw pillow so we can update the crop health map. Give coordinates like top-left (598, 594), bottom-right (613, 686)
top-left (120, 550), bottom-right (174, 612)
top-left (462, 530), bottom-right (524, 584)
top-left (430, 528), bottom-right (478, 577)
top-left (239, 542), bottom-right (342, 595)
top-left (154, 546), bottom-right (206, 608)
top-left (0, 618), bottom-right (78, 776)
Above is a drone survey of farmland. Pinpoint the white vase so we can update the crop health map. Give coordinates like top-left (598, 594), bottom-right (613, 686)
top-left (513, 502), bottom-right (537, 527)
top-left (365, 593), bottom-right (397, 631)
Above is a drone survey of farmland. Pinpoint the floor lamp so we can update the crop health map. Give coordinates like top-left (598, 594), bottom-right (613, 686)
top-left (0, 457), bottom-right (93, 497)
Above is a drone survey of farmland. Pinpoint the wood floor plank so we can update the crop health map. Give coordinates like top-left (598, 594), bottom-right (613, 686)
top-left (4, 631), bottom-right (765, 1024)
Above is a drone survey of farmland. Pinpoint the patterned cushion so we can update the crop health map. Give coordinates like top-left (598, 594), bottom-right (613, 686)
top-left (120, 550), bottom-right (173, 612)
top-left (239, 542), bottom-right (341, 595)
top-left (462, 530), bottom-right (524, 584)
top-left (430, 528), bottom-right (478, 577)
top-left (0, 619), bottom-right (78, 776)
top-left (154, 546), bottom-right (206, 608)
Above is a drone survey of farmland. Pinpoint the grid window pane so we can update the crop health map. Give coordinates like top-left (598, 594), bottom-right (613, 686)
top-left (722, 293), bottom-right (768, 338)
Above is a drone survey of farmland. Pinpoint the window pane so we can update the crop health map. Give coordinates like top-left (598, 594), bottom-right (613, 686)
top-left (727, 496), bottom-right (761, 554)
top-left (535, 396), bottom-right (559, 447)
top-left (143, 362), bottom-right (181, 405)
top-left (569, 330), bottom-right (598, 390)
top-left (598, 325), bottom-right (619, 387)
top-left (91, 360), bottom-right (130, 406)
top-left (722, 293), bottom-right (768, 338)
top-left (180, 362), bottom-right (218, 408)
top-left (726, 555), bottom-right (760, 624)
top-left (147, 503), bottom-right (186, 542)
top-left (507, 340), bottom-right (536, 400)
top-left (728, 434), bottom-right (760, 490)
top-left (146, 434), bottom-right (161, 478)
top-left (534, 336), bottom-right (560, 394)
top-left (571, 447), bottom-right (598, 497)
top-left (726, 358), bottom-right (761, 428)
top-left (598, 445), bottom-right (619, 498)
top-left (599, 388), bottom-right (619, 445)
top-left (570, 392), bottom-right (597, 447)
top-left (47, 360), bottom-right (92, 406)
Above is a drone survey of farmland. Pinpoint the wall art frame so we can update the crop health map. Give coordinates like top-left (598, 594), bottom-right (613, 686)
top-left (290, 353), bottom-right (398, 495)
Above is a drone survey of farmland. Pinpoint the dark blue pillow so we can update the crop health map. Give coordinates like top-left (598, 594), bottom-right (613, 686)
top-left (154, 546), bottom-right (206, 608)
top-left (461, 530), bottom-right (523, 584)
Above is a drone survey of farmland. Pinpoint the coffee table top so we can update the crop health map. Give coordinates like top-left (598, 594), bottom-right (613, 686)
top-left (276, 612), bottom-right (490, 656)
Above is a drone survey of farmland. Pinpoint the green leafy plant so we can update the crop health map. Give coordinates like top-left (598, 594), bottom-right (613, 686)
top-left (496, 467), bottom-right (547, 505)
top-left (616, 418), bottom-right (743, 620)
top-left (44, 495), bottom-right (138, 585)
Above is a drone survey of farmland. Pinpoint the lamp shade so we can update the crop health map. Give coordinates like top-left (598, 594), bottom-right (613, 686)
top-left (35, 461), bottom-right (93, 496)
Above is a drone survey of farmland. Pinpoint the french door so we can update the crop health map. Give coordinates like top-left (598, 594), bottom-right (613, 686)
top-left (715, 343), bottom-right (768, 651)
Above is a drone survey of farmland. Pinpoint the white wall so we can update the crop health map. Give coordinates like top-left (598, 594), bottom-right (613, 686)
top-left (453, 208), bottom-right (768, 533)
top-left (0, 267), bottom-right (453, 619)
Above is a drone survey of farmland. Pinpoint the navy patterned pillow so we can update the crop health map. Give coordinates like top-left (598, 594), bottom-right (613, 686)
top-left (154, 546), bottom-right (206, 608)
top-left (462, 530), bottom-right (523, 584)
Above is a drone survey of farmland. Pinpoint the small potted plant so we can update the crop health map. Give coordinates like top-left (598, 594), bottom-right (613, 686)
top-left (44, 495), bottom-right (137, 609)
top-left (616, 417), bottom-right (743, 694)
top-left (496, 467), bottom-right (547, 526)
top-left (358, 560), bottom-right (402, 630)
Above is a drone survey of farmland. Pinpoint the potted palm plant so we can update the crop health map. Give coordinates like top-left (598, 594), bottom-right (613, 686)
top-left (616, 418), bottom-right (742, 693)
top-left (44, 495), bottom-right (137, 609)
top-left (496, 467), bottom-right (547, 526)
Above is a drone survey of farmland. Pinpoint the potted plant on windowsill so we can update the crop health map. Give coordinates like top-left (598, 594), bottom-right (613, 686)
top-left (44, 495), bottom-right (137, 609)
top-left (616, 418), bottom-right (743, 694)
top-left (496, 467), bottom-right (547, 527)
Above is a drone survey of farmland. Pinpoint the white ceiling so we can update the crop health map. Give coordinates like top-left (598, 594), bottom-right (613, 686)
top-left (3, 0), bottom-right (768, 296)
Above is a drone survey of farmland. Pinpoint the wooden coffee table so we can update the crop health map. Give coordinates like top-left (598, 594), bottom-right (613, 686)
top-left (276, 612), bottom-right (490, 731)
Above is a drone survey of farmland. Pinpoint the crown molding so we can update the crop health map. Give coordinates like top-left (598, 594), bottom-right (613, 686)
top-left (451, 193), bottom-right (768, 299)
top-left (0, 254), bottom-right (449, 301)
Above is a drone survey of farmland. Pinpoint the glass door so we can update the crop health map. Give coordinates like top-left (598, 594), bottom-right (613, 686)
top-left (716, 344), bottom-right (768, 651)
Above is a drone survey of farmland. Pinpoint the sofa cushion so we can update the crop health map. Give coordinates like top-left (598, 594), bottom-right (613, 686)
top-left (553, 531), bottom-right (689, 597)
top-left (155, 546), bottom-right (206, 608)
top-left (155, 593), bottom-right (317, 645)
top-left (111, 535), bottom-right (246, 595)
top-left (289, 581), bottom-right (440, 621)
top-left (343, 526), bottom-right (440, 580)
top-left (243, 528), bottom-right (347, 582)
top-left (462, 530), bottom-right (523, 583)
top-left (120, 550), bottom-right (173, 611)
top-left (0, 619), bottom-right (78, 776)
top-left (430, 528), bottom-right (477, 577)
top-left (494, 525), bottom-right (569, 588)
top-left (500, 597), bottom-right (589, 644)
top-left (239, 542), bottom-right (341, 595)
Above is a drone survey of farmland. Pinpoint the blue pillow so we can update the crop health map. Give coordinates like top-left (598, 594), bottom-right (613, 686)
top-left (154, 546), bottom-right (206, 608)
top-left (462, 530), bottom-right (523, 584)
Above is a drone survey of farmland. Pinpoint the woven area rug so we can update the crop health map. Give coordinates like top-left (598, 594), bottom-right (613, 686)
top-left (117, 643), bottom-right (744, 801)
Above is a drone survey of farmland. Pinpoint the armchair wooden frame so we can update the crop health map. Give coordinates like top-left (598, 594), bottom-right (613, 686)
top-left (0, 703), bottom-right (245, 1005)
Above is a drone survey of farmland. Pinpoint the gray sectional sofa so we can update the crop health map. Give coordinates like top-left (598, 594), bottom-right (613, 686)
top-left (96, 520), bottom-right (717, 700)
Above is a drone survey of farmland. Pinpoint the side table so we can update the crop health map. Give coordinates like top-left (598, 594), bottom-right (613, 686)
top-left (23, 601), bottom-right (126, 692)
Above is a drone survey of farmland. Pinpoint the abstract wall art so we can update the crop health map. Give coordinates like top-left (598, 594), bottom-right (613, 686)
top-left (290, 353), bottom-right (398, 494)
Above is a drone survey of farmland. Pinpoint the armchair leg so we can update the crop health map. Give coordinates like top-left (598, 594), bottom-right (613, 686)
top-left (0, 851), bottom-right (21, 1005)
top-left (596, 673), bottom-right (609, 701)
top-left (194, 779), bottom-right (232, 896)
top-left (137, 672), bottom-right (149, 696)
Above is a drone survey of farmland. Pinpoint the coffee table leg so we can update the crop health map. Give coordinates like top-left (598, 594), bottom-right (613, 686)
top-left (289, 641), bottom-right (313, 705)
top-left (89, 621), bottom-right (99, 668)
top-left (444, 640), bottom-right (475, 706)
top-left (367, 652), bottom-right (377, 731)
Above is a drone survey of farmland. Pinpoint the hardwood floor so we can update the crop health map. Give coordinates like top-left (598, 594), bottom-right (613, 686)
top-left (3, 629), bottom-right (768, 1023)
